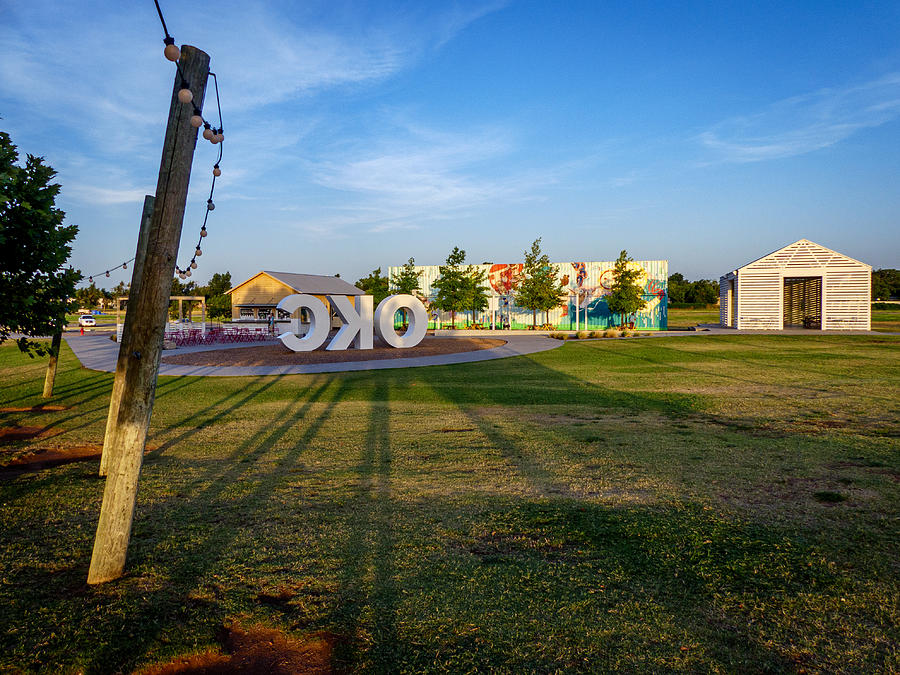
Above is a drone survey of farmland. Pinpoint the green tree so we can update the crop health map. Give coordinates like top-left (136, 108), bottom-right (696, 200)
top-left (463, 265), bottom-right (490, 325)
top-left (0, 131), bottom-right (80, 355)
top-left (685, 279), bottom-right (719, 304)
top-left (872, 268), bottom-right (900, 300)
top-left (667, 272), bottom-right (689, 304)
top-left (75, 282), bottom-right (103, 310)
top-left (355, 268), bottom-right (390, 306)
top-left (390, 258), bottom-right (421, 327)
top-left (390, 257), bottom-right (421, 295)
top-left (200, 271), bottom-right (232, 320)
top-left (515, 238), bottom-right (565, 328)
top-left (606, 250), bottom-right (647, 328)
top-left (431, 246), bottom-right (469, 328)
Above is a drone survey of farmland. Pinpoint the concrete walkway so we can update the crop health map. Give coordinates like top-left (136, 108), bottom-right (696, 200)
top-left (63, 332), bottom-right (563, 377)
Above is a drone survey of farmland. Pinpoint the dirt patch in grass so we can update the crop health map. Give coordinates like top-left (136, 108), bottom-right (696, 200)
top-left (0, 426), bottom-right (53, 442)
top-left (0, 443), bottom-right (159, 474)
top-left (0, 405), bottom-right (69, 413)
top-left (160, 337), bottom-right (506, 367)
top-left (137, 623), bottom-right (337, 674)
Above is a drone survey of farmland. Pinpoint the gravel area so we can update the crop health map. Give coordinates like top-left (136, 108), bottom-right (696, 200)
top-left (161, 336), bottom-right (507, 367)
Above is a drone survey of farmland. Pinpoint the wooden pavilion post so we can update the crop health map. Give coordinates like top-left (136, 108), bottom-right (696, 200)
top-left (88, 46), bottom-right (210, 584)
top-left (100, 195), bottom-right (155, 476)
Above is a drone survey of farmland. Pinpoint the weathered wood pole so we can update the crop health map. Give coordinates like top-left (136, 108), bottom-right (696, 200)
top-left (88, 46), bottom-right (209, 584)
top-left (41, 331), bottom-right (62, 398)
top-left (99, 195), bottom-right (155, 476)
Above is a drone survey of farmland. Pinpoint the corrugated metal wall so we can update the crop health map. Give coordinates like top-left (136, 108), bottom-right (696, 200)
top-left (388, 260), bottom-right (668, 330)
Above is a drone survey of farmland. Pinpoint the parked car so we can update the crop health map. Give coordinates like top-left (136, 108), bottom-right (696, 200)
top-left (78, 315), bottom-right (96, 327)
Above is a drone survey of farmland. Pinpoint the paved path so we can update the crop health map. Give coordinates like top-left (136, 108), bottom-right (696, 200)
top-left (63, 333), bottom-right (563, 377)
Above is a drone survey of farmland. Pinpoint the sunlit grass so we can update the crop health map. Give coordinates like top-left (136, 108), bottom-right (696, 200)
top-left (0, 335), bottom-right (898, 673)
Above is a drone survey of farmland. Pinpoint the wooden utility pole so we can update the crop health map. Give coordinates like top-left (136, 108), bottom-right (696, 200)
top-left (99, 195), bottom-right (155, 476)
top-left (88, 45), bottom-right (210, 585)
top-left (41, 331), bottom-right (62, 398)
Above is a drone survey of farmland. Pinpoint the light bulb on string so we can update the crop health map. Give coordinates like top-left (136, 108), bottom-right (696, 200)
top-left (123, 262), bottom-right (127, 270)
top-left (200, 226), bottom-right (208, 237)
top-left (88, 276), bottom-right (93, 283)
top-left (185, 269), bottom-right (192, 277)
top-left (195, 247), bottom-right (202, 257)
top-left (202, 124), bottom-right (214, 141)
top-left (207, 200), bottom-right (215, 211)
top-left (190, 108), bottom-right (203, 128)
top-left (179, 272), bottom-right (186, 280)
top-left (190, 261), bottom-right (197, 270)
top-left (178, 85), bottom-right (193, 104)
top-left (213, 164), bottom-right (221, 177)
top-left (214, 131), bottom-right (224, 143)
top-left (163, 37), bottom-right (180, 62)
top-left (105, 271), bottom-right (110, 278)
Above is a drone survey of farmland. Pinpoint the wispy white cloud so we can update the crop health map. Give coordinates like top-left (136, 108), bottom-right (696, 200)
top-left (698, 73), bottom-right (900, 162)
top-left (303, 115), bottom-right (569, 233)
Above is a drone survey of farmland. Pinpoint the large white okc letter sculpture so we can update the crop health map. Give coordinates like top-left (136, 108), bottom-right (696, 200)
top-left (276, 294), bottom-right (330, 352)
top-left (375, 294), bottom-right (428, 348)
top-left (276, 293), bottom-right (427, 351)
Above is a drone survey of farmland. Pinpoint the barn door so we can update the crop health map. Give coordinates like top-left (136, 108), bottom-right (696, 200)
top-left (783, 277), bottom-right (822, 328)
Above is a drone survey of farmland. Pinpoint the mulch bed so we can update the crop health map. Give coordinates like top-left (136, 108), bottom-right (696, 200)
top-left (161, 336), bottom-right (506, 367)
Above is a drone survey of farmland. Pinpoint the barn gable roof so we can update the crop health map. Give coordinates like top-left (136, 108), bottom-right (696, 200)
top-left (734, 239), bottom-right (871, 274)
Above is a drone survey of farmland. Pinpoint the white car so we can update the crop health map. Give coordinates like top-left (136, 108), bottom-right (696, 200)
top-left (78, 315), bottom-right (96, 327)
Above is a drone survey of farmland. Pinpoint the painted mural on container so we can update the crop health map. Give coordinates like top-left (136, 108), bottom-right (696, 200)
top-left (387, 259), bottom-right (668, 330)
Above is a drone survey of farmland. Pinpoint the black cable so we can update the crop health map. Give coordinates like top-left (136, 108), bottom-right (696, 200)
top-left (153, 0), bottom-right (172, 40)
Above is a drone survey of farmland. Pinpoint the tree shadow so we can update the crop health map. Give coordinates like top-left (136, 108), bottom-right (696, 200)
top-left (329, 378), bottom-right (399, 670)
top-left (416, 354), bottom-right (833, 671)
top-left (85, 376), bottom-right (354, 672)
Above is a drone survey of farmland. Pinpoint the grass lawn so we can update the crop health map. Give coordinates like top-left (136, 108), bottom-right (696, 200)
top-left (1, 335), bottom-right (898, 673)
top-left (668, 307), bottom-right (900, 332)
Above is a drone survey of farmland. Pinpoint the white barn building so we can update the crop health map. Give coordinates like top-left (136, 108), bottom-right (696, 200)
top-left (719, 239), bottom-right (871, 330)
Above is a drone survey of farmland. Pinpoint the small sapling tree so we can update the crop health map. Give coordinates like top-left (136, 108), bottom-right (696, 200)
top-left (390, 257), bottom-right (421, 327)
top-left (515, 238), bottom-right (565, 328)
top-left (432, 246), bottom-right (468, 328)
top-left (606, 250), bottom-right (646, 328)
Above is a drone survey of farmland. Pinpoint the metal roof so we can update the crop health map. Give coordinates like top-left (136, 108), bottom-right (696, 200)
top-left (226, 271), bottom-right (364, 296)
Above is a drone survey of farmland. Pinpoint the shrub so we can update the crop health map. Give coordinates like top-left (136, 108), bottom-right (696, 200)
top-left (872, 302), bottom-right (896, 310)
top-left (576, 331), bottom-right (588, 339)
top-left (589, 331), bottom-right (601, 338)
top-left (622, 329), bottom-right (634, 337)
top-left (603, 328), bottom-right (620, 338)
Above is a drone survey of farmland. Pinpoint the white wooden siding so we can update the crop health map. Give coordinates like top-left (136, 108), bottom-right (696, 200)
top-left (736, 271), bottom-right (782, 329)
top-left (719, 279), bottom-right (729, 326)
top-left (722, 239), bottom-right (871, 331)
top-left (823, 271), bottom-right (870, 330)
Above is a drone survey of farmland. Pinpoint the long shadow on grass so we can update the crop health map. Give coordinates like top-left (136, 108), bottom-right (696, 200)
top-left (329, 378), bottom-right (399, 669)
top-left (421, 356), bottom-right (833, 670)
top-left (86, 377), bottom-right (354, 673)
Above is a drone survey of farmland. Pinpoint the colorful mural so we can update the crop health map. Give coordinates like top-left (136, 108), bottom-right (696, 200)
top-left (388, 259), bottom-right (668, 330)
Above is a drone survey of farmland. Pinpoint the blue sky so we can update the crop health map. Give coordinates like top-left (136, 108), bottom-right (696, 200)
top-left (1, 0), bottom-right (898, 288)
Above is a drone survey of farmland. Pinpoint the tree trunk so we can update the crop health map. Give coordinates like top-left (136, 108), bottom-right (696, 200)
top-left (41, 331), bottom-right (62, 398)
top-left (88, 46), bottom-right (209, 585)
top-left (532, 309), bottom-right (536, 328)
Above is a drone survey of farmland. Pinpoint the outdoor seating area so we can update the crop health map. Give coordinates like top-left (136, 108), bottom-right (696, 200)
top-left (164, 324), bottom-right (276, 347)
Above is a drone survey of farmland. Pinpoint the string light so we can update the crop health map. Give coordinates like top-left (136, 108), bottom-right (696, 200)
top-left (150, 1), bottom-right (226, 283)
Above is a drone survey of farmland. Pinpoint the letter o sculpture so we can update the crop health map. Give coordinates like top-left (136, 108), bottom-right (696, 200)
top-left (276, 294), bottom-right (330, 351)
top-left (374, 294), bottom-right (428, 348)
